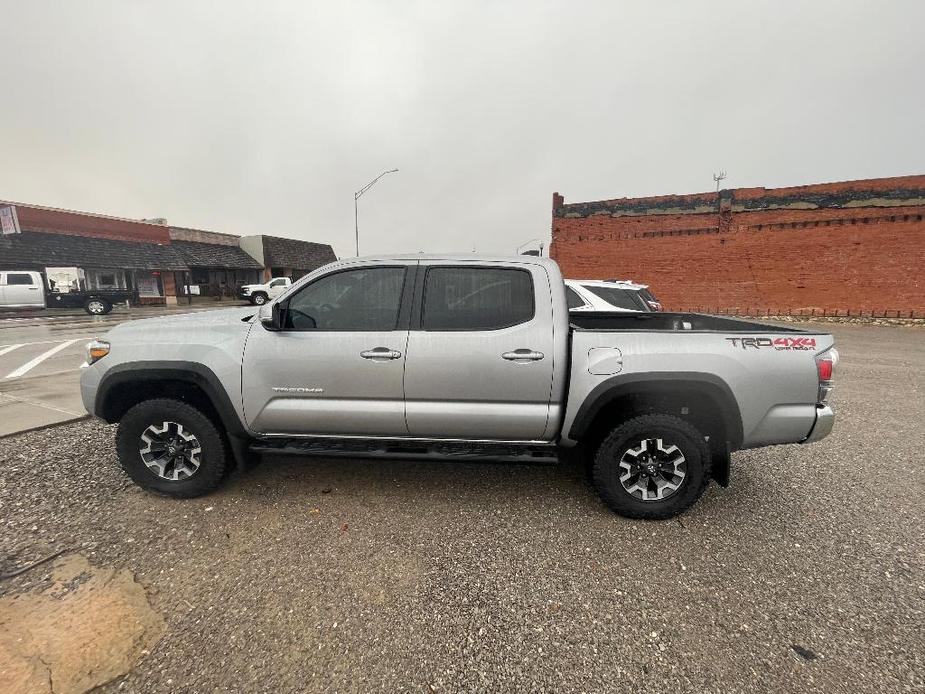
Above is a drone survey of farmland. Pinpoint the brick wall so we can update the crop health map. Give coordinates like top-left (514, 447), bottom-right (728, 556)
top-left (550, 175), bottom-right (925, 317)
top-left (169, 226), bottom-right (241, 246)
top-left (4, 202), bottom-right (172, 244)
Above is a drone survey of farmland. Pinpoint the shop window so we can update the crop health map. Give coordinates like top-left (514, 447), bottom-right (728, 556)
top-left (136, 271), bottom-right (163, 297)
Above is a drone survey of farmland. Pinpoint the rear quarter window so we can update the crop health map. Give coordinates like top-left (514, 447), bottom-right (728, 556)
top-left (584, 285), bottom-right (648, 311)
top-left (565, 286), bottom-right (587, 309)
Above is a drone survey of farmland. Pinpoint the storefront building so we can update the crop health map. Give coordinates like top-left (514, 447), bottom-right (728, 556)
top-left (168, 227), bottom-right (263, 298)
top-left (0, 207), bottom-right (186, 304)
top-left (239, 234), bottom-right (337, 281)
top-left (1, 200), bottom-right (338, 305)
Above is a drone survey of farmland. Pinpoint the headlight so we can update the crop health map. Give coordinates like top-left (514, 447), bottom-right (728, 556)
top-left (86, 339), bottom-right (110, 364)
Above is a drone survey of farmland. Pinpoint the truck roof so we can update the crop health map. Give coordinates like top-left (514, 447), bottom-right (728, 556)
top-left (341, 254), bottom-right (561, 268)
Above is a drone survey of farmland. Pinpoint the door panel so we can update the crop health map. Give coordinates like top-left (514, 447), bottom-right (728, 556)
top-left (268, 278), bottom-right (289, 299)
top-left (1, 272), bottom-right (44, 308)
top-left (241, 264), bottom-right (411, 436)
top-left (242, 328), bottom-right (408, 434)
top-left (403, 263), bottom-right (555, 440)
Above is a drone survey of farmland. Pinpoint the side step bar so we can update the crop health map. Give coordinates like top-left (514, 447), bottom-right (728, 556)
top-left (250, 437), bottom-right (561, 465)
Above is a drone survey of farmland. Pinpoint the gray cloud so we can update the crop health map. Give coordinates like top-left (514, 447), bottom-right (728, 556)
top-left (1, 0), bottom-right (922, 258)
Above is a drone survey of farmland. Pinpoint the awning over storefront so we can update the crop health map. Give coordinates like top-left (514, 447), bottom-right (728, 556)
top-left (262, 235), bottom-right (336, 272)
top-left (171, 240), bottom-right (263, 270)
top-left (0, 230), bottom-right (188, 270)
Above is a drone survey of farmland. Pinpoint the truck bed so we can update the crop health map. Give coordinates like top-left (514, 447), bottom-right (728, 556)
top-left (569, 311), bottom-right (806, 333)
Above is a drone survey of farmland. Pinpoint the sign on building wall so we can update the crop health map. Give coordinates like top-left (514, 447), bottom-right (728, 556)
top-left (0, 205), bottom-right (21, 235)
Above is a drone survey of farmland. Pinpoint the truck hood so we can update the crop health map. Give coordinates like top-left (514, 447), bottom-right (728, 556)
top-left (103, 307), bottom-right (256, 340)
top-left (241, 284), bottom-right (263, 290)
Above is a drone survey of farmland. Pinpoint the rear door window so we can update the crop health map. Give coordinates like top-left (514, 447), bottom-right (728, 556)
top-left (5, 273), bottom-right (35, 286)
top-left (422, 267), bottom-right (534, 330)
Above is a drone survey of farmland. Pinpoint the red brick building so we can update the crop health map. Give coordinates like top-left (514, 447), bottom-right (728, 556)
top-left (550, 175), bottom-right (925, 317)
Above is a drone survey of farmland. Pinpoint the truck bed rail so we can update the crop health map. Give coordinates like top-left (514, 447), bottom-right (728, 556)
top-left (569, 312), bottom-right (805, 333)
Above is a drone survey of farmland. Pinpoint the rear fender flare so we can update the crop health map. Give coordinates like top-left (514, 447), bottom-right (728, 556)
top-left (568, 372), bottom-right (744, 449)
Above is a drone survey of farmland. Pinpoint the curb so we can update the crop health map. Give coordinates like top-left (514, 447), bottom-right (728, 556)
top-left (0, 414), bottom-right (92, 440)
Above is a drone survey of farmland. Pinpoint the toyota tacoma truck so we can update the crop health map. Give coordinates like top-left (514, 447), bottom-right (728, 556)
top-left (79, 256), bottom-right (836, 519)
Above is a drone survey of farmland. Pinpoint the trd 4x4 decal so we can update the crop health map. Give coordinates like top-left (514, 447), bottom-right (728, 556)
top-left (726, 337), bottom-right (817, 351)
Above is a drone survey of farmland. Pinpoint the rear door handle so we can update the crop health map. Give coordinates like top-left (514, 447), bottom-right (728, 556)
top-left (360, 347), bottom-right (402, 360)
top-left (502, 349), bottom-right (545, 362)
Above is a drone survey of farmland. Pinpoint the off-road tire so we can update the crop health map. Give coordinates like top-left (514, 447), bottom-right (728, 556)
top-left (116, 398), bottom-right (228, 498)
top-left (592, 414), bottom-right (711, 519)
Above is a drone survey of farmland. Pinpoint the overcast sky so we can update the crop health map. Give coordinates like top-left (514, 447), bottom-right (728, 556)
top-left (1, 1), bottom-right (923, 257)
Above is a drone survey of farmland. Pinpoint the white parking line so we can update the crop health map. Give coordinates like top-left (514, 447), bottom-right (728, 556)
top-left (0, 336), bottom-right (93, 349)
top-left (5, 339), bottom-right (81, 379)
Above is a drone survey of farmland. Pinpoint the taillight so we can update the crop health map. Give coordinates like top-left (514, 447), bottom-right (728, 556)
top-left (817, 358), bottom-right (833, 381)
top-left (815, 348), bottom-right (837, 404)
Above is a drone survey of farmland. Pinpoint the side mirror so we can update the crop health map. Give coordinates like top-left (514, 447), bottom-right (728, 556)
top-left (259, 302), bottom-right (284, 331)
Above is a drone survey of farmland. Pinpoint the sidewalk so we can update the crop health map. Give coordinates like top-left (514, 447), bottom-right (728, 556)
top-left (0, 370), bottom-right (87, 438)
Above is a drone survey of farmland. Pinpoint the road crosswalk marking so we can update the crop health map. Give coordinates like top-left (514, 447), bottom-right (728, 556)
top-left (0, 344), bottom-right (22, 357)
top-left (5, 339), bottom-right (82, 379)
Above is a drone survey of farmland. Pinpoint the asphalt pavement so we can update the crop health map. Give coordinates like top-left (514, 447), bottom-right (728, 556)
top-left (0, 303), bottom-right (248, 437)
top-left (0, 321), bottom-right (922, 693)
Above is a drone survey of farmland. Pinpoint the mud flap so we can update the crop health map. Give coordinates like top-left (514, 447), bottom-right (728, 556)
top-left (711, 443), bottom-right (731, 487)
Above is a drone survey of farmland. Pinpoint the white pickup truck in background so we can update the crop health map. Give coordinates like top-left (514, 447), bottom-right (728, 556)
top-left (239, 277), bottom-right (292, 305)
top-left (0, 269), bottom-right (135, 315)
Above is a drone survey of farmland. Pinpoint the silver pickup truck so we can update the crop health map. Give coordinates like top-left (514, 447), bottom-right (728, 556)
top-left (80, 255), bottom-right (836, 519)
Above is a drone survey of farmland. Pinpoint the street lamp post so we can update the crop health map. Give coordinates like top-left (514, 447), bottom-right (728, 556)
top-left (516, 237), bottom-right (545, 256)
top-left (354, 169), bottom-right (398, 256)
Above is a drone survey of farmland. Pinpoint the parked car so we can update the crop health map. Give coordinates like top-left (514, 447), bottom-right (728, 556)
top-left (80, 255), bottom-right (836, 519)
top-left (565, 279), bottom-right (658, 312)
top-left (0, 270), bottom-right (134, 315)
top-left (606, 280), bottom-right (663, 312)
top-left (239, 277), bottom-right (291, 305)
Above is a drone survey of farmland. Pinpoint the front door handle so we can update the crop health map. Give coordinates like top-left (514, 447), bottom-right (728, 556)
top-left (360, 347), bottom-right (402, 360)
top-left (502, 349), bottom-right (545, 362)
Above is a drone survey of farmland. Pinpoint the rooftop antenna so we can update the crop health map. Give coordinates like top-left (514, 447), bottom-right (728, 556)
top-left (713, 170), bottom-right (727, 192)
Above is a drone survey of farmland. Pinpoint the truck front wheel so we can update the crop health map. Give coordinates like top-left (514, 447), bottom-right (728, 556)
top-left (85, 298), bottom-right (112, 315)
top-left (251, 292), bottom-right (268, 305)
top-left (115, 398), bottom-right (229, 498)
top-left (592, 414), bottom-right (711, 519)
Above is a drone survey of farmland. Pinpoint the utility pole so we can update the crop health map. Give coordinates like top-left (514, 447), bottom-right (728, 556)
top-left (354, 169), bottom-right (399, 256)
top-left (516, 237), bottom-right (545, 256)
top-left (713, 170), bottom-right (727, 192)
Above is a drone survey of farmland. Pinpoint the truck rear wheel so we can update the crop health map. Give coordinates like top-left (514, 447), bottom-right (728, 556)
top-left (115, 398), bottom-right (228, 498)
top-left (592, 414), bottom-right (711, 519)
top-left (85, 298), bottom-right (112, 315)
